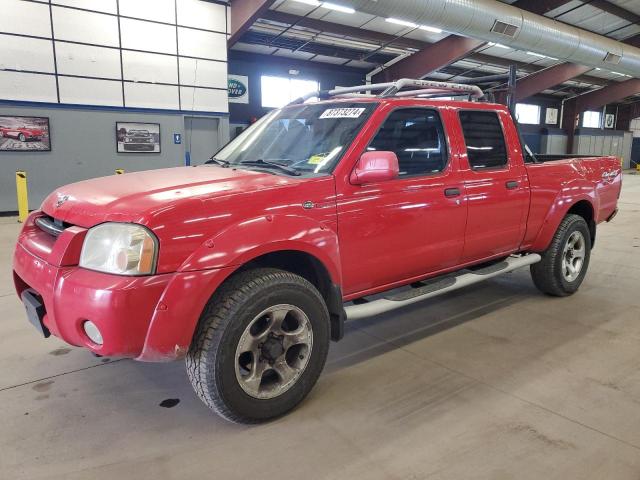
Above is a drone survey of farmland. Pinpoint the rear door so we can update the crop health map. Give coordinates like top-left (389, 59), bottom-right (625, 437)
top-left (456, 109), bottom-right (529, 262)
top-left (337, 106), bottom-right (467, 295)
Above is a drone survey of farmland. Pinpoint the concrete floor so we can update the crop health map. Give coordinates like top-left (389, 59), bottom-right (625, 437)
top-left (1, 173), bottom-right (639, 480)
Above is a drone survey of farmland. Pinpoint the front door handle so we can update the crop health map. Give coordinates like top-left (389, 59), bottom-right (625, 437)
top-left (444, 187), bottom-right (461, 198)
top-left (505, 180), bottom-right (519, 190)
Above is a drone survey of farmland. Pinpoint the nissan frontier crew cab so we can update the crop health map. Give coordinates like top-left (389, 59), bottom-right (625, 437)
top-left (13, 79), bottom-right (622, 423)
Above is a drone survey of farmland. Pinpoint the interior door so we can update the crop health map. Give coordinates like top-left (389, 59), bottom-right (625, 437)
top-left (184, 117), bottom-right (221, 165)
top-left (457, 109), bottom-right (529, 262)
top-left (337, 107), bottom-right (467, 296)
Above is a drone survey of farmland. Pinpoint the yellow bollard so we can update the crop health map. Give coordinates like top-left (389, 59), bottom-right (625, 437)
top-left (637, 163), bottom-right (640, 172)
top-left (115, 168), bottom-right (124, 175)
top-left (16, 170), bottom-right (29, 223)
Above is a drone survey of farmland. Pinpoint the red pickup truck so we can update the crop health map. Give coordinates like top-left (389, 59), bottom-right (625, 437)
top-left (13, 80), bottom-right (621, 423)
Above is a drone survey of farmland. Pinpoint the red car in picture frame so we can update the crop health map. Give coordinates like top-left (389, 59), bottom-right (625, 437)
top-left (0, 125), bottom-right (46, 142)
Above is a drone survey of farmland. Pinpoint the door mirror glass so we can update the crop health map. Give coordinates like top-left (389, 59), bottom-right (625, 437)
top-left (350, 151), bottom-right (399, 185)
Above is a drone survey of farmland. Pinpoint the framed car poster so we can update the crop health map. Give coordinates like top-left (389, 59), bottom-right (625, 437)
top-left (0, 116), bottom-right (51, 151)
top-left (116, 122), bottom-right (161, 153)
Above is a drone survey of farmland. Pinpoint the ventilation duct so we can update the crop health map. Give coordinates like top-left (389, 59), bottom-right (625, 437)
top-left (348, 0), bottom-right (640, 77)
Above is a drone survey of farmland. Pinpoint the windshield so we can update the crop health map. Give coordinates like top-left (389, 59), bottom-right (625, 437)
top-left (214, 102), bottom-right (377, 175)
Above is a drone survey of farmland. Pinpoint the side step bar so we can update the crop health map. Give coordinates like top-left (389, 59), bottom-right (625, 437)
top-left (344, 254), bottom-right (541, 321)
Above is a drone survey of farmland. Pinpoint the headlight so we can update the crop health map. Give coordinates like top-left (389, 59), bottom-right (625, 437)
top-left (79, 223), bottom-right (158, 275)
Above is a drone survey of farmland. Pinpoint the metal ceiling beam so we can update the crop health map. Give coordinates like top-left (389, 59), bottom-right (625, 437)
top-left (229, 0), bottom-right (277, 47)
top-left (588, 0), bottom-right (640, 25)
top-left (562, 78), bottom-right (640, 150)
top-left (510, 63), bottom-right (593, 102)
top-left (261, 10), bottom-right (607, 86)
top-left (372, 35), bottom-right (485, 82)
top-left (566, 78), bottom-right (640, 112)
top-left (261, 10), bottom-right (424, 50)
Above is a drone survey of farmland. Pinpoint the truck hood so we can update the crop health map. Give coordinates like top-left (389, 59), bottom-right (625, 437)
top-left (41, 166), bottom-right (298, 228)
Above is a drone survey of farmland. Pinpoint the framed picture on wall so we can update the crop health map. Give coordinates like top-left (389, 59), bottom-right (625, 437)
top-left (116, 122), bottom-right (160, 153)
top-left (545, 108), bottom-right (559, 125)
top-left (0, 116), bottom-right (51, 152)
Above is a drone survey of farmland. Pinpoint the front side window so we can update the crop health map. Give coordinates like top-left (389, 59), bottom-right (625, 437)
top-left (368, 108), bottom-right (448, 177)
top-left (214, 102), bottom-right (377, 175)
top-left (459, 110), bottom-right (508, 169)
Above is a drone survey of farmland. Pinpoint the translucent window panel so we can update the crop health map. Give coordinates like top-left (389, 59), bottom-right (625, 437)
top-left (261, 76), bottom-right (290, 109)
top-left (179, 58), bottom-right (226, 89)
top-left (0, 0), bottom-right (52, 37)
top-left (119, 0), bottom-right (175, 24)
top-left (55, 42), bottom-right (121, 79)
top-left (177, 0), bottom-right (226, 32)
top-left (180, 87), bottom-right (228, 113)
top-left (122, 51), bottom-right (178, 84)
top-left (582, 111), bottom-right (602, 128)
top-left (0, 71), bottom-right (58, 102)
top-left (515, 103), bottom-right (541, 125)
top-left (52, 0), bottom-right (117, 14)
top-left (58, 77), bottom-right (123, 106)
top-left (261, 76), bottom-right (319, 108)
top-left (52, 7), bottom-right (119, 47)
top-left (178, 28), bottom-right (227, 60)
top-left (120, 18), bottom-right (177, 55)
top-left (0, 35), bottom-right (55, 73)
top-left (125, 83), bottom-right (179, 110)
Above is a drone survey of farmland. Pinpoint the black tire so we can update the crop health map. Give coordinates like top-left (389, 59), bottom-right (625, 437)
top-left (18, 133), bottom-right (26, 142)
top-left (186, 268), bottom-right (330, 424)
top-left (530, 214), bottom-right (592, 297)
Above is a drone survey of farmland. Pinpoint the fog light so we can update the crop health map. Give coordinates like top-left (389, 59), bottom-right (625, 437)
top-left (83, 321), bottom-right (103, 345)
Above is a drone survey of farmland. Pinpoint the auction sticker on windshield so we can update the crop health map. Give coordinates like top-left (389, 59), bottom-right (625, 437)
top-left (319, 108), bottom-right (366, 119)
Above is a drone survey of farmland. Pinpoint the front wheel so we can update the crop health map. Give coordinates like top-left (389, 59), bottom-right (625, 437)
top-left (530, 214), bottom-right (591, 296)
top-left (186, 268), bottom-right (330, 423)
top-left (18, 133), bottom-right (26, 142)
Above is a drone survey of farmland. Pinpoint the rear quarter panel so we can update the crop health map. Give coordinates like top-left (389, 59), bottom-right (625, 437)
top-left (523, 156), bottom-right (621, 251)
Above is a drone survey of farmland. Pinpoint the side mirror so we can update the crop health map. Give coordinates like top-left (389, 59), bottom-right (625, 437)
top-left (350, 151), bottom-right (399, 185)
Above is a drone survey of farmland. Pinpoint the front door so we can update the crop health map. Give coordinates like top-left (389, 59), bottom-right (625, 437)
top-left (456, 109), bottom-right (529, 262)
top-left (337, 106), bottom-right (467, 296)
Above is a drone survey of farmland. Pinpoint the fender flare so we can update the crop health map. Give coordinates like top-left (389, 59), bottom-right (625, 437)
top-left (178, 214), bottom-right (342, 283)
top-left (529, 187), bottom-right (597, 252)
top-left (138, 215), bottom-right (342, 361)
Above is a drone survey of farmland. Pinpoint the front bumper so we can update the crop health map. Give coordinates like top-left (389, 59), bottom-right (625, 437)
top-left (13, 212), bottom-right (234, 361)
top-left (14, 242), bottom-right (172, 357)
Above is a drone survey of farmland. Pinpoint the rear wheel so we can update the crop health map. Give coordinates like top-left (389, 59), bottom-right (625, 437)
top-left (186, 268), bottom-right (330, 423)
top-left (530, 214), bottom-right (591, 296)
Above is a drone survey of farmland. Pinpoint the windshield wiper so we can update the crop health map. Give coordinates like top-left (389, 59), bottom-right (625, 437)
top-left (239, 159), bottom-right (301, 176)
top-left (205, 156), bottom-right (231, 167)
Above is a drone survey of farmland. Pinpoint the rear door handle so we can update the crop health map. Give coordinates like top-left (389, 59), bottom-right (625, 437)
top-left (505, 180), bottom-right (519, 190)
top-left (444, 187), bottom-right (461, 198)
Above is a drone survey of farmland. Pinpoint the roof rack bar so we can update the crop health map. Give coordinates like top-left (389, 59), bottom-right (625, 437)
top-left (287, 78), bottom-right (483, 106)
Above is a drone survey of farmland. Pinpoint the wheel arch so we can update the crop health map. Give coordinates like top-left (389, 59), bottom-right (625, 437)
top-left (529, 195), bottom-right (597, 252)
top-left (226, 249), bottom-right (345, 342)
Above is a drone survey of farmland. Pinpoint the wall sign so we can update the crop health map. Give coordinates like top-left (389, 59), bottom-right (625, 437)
top-left (228, 75), bottom-right (249, 104)
top-left (174, 133), bottom-right (182, 144)
top-left (605, 113), bottom-right (615, 129)
top-left (545, 108), bottom-right (559, 125)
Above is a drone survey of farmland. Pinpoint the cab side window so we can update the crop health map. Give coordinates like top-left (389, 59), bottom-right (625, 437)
top-left (459, 110), bottom-right (508, 169)
top-left (368, 108), bottom-right (448, 177)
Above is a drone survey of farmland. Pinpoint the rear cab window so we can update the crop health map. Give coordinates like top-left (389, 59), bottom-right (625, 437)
top-left (458, 110), bottom-right (508, 169)
top-left (368, 108), bottom-right (448, 177)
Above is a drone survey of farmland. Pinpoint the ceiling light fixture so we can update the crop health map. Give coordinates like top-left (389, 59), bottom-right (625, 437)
top-left (386, 18), bottom-right (418, 28)
top-left (418, 25), bottom-right (442, 34)
top-left (321, 2), bottom-right (355, 13)
top-left (488, 42), bottom-right (510, 49)
top-left (291, 0), bottom-right (322, 5)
